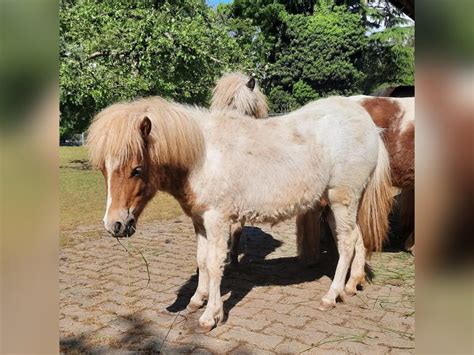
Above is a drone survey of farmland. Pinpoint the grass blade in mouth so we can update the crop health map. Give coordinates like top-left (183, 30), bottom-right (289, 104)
top-left (114, 228), bottom-right (151, 288)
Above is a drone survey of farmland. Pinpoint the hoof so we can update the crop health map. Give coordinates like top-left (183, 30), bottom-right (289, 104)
top-left (318, 299), bottom-right (335, 312)
top-left (196, 322), bottom-right (215, 333)
top-left (344, 286), bottom-right (357, 297)
top-left (197, 318), bottom-right (216, 333)
top-left (186, 301), bottom-right (203, 313)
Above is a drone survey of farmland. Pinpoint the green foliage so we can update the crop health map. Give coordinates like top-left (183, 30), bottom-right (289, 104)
top-left (219, 0), bottom-right (414, 111)
top-left (60, 0), bottom-right (247, 137)
top-left (362, 25), bottom-right (415, 91)
top-left (292, 80), bottom-right (319, 106)
top-left (268, 6), bottom-right (368, 101)
top-left (268, 86), bottom-right (298, 113)
top-left (60, 0), bottom-right (414, 133)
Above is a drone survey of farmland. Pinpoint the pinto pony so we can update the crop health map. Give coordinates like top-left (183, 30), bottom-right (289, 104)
top-left (297, 95), bottom-right (415, 263)
top-left (87, 96), bottom-right (392, 331)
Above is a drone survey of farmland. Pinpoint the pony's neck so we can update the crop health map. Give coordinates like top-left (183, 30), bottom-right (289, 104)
top-left (153, 164), bottom-right (204, 217)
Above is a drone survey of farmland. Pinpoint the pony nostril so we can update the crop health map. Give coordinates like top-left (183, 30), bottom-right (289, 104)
top-left (125, 218), bottom-right (136, 236)
top-left (113, 221), bottom-right (123, 234)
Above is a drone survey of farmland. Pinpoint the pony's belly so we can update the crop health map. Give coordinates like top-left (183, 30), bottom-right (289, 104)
top-left (241, 207), bottom-right (304, 225)
top-left (237, 195), bottom-right (323, 225)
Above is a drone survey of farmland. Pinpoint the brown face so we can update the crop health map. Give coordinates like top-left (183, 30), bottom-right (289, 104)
top-left (102, 117), bottom-right (155, 238)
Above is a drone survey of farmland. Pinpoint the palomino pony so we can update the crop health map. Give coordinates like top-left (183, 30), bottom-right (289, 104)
top-left (210, 72), bottom-right (268, 119)
top-left (211, 74), bottom-right (331, 266)
top-left (87, 96), bottom-right (392, 331)
top-left (211, 72), bottom-right (269, 265)
top-left (211, 73), bottom-right (327, 266)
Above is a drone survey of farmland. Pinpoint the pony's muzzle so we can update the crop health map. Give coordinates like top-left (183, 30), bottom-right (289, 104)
top-left (108, 217), bottom-right (136, 238)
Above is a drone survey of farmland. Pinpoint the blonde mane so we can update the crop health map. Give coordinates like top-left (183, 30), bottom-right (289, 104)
top-left (211, 72), bottom-right (268, 118)
top-left (87, 97), bottom-right (205, 169)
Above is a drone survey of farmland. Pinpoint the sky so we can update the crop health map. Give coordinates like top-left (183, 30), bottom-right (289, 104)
top-left (206, 0), bottom-right (232, 7)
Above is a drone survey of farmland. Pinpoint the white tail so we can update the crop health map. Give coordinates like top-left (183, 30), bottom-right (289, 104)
top-left (358, 136), bottom-right (394, 254)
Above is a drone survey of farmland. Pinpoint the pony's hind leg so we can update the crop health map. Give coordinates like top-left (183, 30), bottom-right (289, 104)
top-left (229, 221), bottom-right (244, 266)
top-left (319, 187), bottom-right (359, 311)
top-left (198, 210), bottom-right (229, 332)
top-left (188, 219), bottom-right (209, 312)
top-left (344, 225), bottom-right (366, 296)
top-left (296, 206), bottom-right (322, 266)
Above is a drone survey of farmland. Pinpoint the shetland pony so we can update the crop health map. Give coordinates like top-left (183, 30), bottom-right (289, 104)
top-left (371, 86), bottom-right (415, 255)
top-left (297, 95), bottom-right (415, 263)
top-left (211, 73), bottom-right (330, 266)
top-left (211, 74), bottom-right (413, 265)
top-left (355, 95), bottom-right (415, 254)
top-left (87, 96), bottom-right (392, 331)
top-left (210, 72), bottom-right (269, 264)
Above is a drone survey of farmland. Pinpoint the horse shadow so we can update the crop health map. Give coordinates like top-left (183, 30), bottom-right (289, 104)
top-left (166, 226), bottom-right (339, 318)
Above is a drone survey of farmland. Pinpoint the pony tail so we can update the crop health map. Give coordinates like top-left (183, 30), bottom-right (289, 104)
top-left (358, 136), bottom-right (394, 255)
top-left (296, 209), bottom-right (321, 266)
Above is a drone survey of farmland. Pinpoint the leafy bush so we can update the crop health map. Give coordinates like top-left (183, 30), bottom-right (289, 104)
top-left (60, 0), bottom-right (414, 135)
top-left (60, 0), bottom-right (247, 137)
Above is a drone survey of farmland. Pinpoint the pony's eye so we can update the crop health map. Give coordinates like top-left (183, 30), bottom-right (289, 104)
top-left (131, 166), bottom-right (142, 177)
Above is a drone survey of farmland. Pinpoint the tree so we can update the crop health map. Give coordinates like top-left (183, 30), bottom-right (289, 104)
top-left (362, 25), bottom-right (414, 92)
top-left (60, 0), bottom-right (414, 133)
top-left (267, 5), bottom-right (368, 111)
top-left (60, 0), bottom-right (247, 137)
top-left (220, 0), bottom-right (414, 111)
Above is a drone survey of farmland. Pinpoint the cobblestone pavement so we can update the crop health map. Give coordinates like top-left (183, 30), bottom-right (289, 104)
top-left (60, 215), bottom-right (415, 354)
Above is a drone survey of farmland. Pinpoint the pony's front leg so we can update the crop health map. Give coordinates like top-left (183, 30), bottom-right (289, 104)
top-left (198, 210), bottom-right (228, 332)
top-left (188, 219), bottom-right (209, 312)
top-left (319, 188), bottom-right (359, 311)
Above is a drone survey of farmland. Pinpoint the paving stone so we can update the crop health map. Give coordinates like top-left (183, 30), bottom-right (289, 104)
top-left (189, 334), bottom-right (238, 354)
top-left (227, 315), bottom-right (271, 331)
top-left (221, 326), bottom-right (284, 350)
top-left (275, 339), bottom-right (310, 353)
top-left (262, 322), bottom-right (326, 346)
top-left (60, 217), bottom-right (415, 353)
top-left (261, 309), bottom-right (309, 328)
top-left (230, 344), bottom-right (273, 355)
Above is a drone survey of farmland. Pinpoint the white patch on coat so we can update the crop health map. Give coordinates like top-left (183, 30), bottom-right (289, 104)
top-left (103, 157), bottom-right (119, 226)
top-left (397, 98), bottom-right (415, 134)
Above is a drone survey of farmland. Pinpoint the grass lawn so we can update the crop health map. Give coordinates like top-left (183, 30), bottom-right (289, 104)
top-left (60, 147), bottom-right (183, 245)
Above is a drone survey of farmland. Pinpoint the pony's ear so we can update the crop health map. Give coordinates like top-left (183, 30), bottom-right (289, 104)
top-left (246, 78), bottom-right (256, 91)
top-left (140, 116), bottom-right (152, 138)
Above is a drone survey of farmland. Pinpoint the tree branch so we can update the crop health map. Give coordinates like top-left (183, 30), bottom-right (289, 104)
top-left (87, 51), bottom-right (109, 60)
